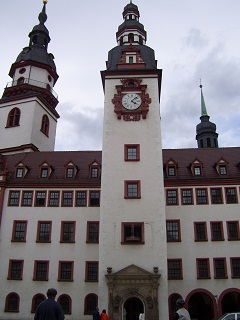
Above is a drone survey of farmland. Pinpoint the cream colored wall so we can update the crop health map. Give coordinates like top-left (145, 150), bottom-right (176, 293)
top-left (99, 74), bottom-right (168, 318)
top-left (0, 97), bottom-right (57, 151)
top-left (0, 187), bottom-right (100, 320)
top-left (166, 184), bottom-right (240, 299)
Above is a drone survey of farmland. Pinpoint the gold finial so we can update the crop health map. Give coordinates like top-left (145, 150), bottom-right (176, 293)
top-left (43, 0), bottom-right (48, 3)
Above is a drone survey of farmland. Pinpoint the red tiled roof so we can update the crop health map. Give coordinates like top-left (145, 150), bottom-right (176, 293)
top-left (1, 147), bottom-right (240, 187)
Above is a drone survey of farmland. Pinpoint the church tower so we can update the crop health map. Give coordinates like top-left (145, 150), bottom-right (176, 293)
top-left (196, 85), bottom-right (218, 148)
top-left (0, 0), bottom-right (59, 154)
top-left (99, 2), bottom-right (168, 319)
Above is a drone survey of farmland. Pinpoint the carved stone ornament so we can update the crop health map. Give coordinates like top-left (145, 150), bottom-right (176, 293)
top-left (112, 78), bottom-right (151, 121)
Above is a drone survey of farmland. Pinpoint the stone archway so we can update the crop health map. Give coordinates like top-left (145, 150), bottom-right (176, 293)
top-left (124, 297), bottom-right (144, 320)
top-left (105, 264), bottom-right (160, 320)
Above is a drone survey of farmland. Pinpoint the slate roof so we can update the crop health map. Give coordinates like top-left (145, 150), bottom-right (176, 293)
top-left (106, 45), bottom-right (157, 70)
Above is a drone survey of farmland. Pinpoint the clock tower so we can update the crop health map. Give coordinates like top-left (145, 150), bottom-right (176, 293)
top-left (99, 2), bottom-right (168, 320)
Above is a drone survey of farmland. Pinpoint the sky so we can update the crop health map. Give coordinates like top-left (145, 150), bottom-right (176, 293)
top-left (1, 0), bottom-right (240, 151)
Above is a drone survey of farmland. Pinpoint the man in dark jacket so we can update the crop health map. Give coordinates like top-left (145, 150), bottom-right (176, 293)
top-left (34, 288), bottom-right (64, 320)
top-left (93, 307), bottom-right (100, 320)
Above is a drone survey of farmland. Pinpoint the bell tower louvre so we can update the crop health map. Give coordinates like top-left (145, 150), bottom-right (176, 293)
top-left (0, 0), bottom-right (59, 155)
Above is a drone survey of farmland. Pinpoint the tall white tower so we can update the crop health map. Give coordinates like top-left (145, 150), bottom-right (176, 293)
top-left (0, 1), bottom-right (59, 155)
top-left (99, 2), bottom-right (168, 320)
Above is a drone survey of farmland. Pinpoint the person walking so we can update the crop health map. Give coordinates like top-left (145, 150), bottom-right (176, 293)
top-left (93, 307), bottom-right (100, 320)
top-left (174, 298), bottom-right (191, 320)
top-left (100, 309), bottom-right (109, 320)
top-left (34, 288), bottom-right (64, 320)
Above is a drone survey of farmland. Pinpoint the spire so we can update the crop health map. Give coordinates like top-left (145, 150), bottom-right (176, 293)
top-left (196, 83), bottom-right (219, 148)
top-left (200, 83), bottom-right (208, 116)
top-left (38, 0), bottom-right (48, 25)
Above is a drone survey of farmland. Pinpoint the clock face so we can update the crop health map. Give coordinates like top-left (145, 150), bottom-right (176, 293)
top-left (122, 93), bottom-right (142, 110)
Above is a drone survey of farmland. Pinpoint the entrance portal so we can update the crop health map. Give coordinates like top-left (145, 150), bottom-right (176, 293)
top-left (124, 298), bottom-right (143, 320)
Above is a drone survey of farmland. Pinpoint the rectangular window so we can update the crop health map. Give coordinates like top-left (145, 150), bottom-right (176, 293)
top-left (8, 191), bottom-right (20, 206)
top-left (168, 166), bottom-right (176, 176)
top-left (66, 167), bottom-right (74, 178)
top-left (16, 168), bottom-right (24, 178)
top-left (37, 221), bottom-right (51, 242)
top-left (225, 187), bottom-right (237, 204)
top-left (230, 258), bottom-right (240, 278)
top-left (194, 166), bottom-right (201, 176)
top-left (124, 181), bottom-right (141, 199)
top-left (89, 191), bottom-right (100, 206)
top-left (35, 191), bottom-right (46, 207)
top-left (211, 222), bottom-right (224, 241)
top-left (41, 168), bottom-right (48, 178)
top-left (8, 260), bottom-right (24, 280)
top-left (33, 261), bottom-right (49, 281)
top-left (211, 188), bottom-right (223, 204)
top-left (91, 167), bottom-right (99, 178)
top-left (214, 258), bottom-right (227, 279)
top-left (122, 222), bottom-right (144, 244)
top-left (75, 191), bottom-right (87, 207)
top-left (196, 188), bottom-right (208, 205)
top-left (181, 189), bottom-right (193, 205)
top-left (219, 165), bottom-right (227, 175)
top-left (58, 261), bottom-right (74, 281)
top-left (61, 222), bottom-right (75, 242)
top-left (87, 221), bottom-right (99, 243)
top-left (12, 221), bottom-right (27, 242)
top-left (167, 259), bottom-right (182, 280)
top-left (62, 191), bottom-right (73, 207)
top-left (227, 221), bottom-right (240, 240)
top-left (48, 191), bottom-right (60, 207)
top-left (196, 258), bottom-right (210, 279)
top-left (166, 220), bottom-right (181, 242)
top-left (22, 191), bottom-right (33, 206)
top-left (166, 189), bottom-right (178, 205)
top-left (194, 222), bottom-right (207, 241)
top-left (124, 144), bottom-right (140, 161)
top-left (85, 262), bottom-right (99, 282)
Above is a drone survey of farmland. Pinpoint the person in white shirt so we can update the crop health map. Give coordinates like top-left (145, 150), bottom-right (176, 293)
top-left (174, 298), bottom-right (191, 320)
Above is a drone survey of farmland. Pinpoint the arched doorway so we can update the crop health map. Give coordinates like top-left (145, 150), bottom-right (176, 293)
top-left (221, 291), bottom-right (240, 314)
top-left (124, 297), bottom-right (143, 320)
top-left (188, 292), bottom-right (214, 320)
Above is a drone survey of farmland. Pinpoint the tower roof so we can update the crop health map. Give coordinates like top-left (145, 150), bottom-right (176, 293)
top-left (11, 1), bottom-right (56, 73)
top-left (196, 84), bottom-right (219, 148)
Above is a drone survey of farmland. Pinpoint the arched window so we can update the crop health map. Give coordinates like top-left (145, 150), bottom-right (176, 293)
top-left (41, 114), bottom-right (49, 136)
top-left (7, 108), bottom-right (21, 127)
top-left (120, 36), bottom-right (124, 46)
top-left (31, 294), bottom-right (45, 313)
top-left (139, 36), bottom-right (143, 45)
top-left (84, 294), bottom-right (98, 315)
top-left (5, 292), bottom-right (20, 312)
top-left (58, 294), bottom-right (72, 314)
top-left (17, 77), bottom-right (25, 85)
top-left (128, 33), bottom-right (134, 43)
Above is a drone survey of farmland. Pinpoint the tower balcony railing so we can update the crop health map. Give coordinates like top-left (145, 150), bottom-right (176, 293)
top-left (6, 78), bottom-right (58, 99)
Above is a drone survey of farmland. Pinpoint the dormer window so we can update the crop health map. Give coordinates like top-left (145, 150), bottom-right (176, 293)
top-left (39, 162), bottom-right (52, 179)
top-left (64, 161), bottom-right (78, 179)
top-left (191, 159), bottom-right (203, 177)
top-left (89, 161), bottom-right (101, 179)
top-left (219, 165), bottom-right (227, 175)
top-left (215, 158), bottom-right (229, 176)
top-left (41, 168), bottom-right (48, 178)
top-left (165, 159), bottom-right (178, 178)
top-left (16, 168), bottom-right (24, 178)
top-left (15, 162), bottom-right (28, 179)
top-left (129, 56), bottom-right (133, 63)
